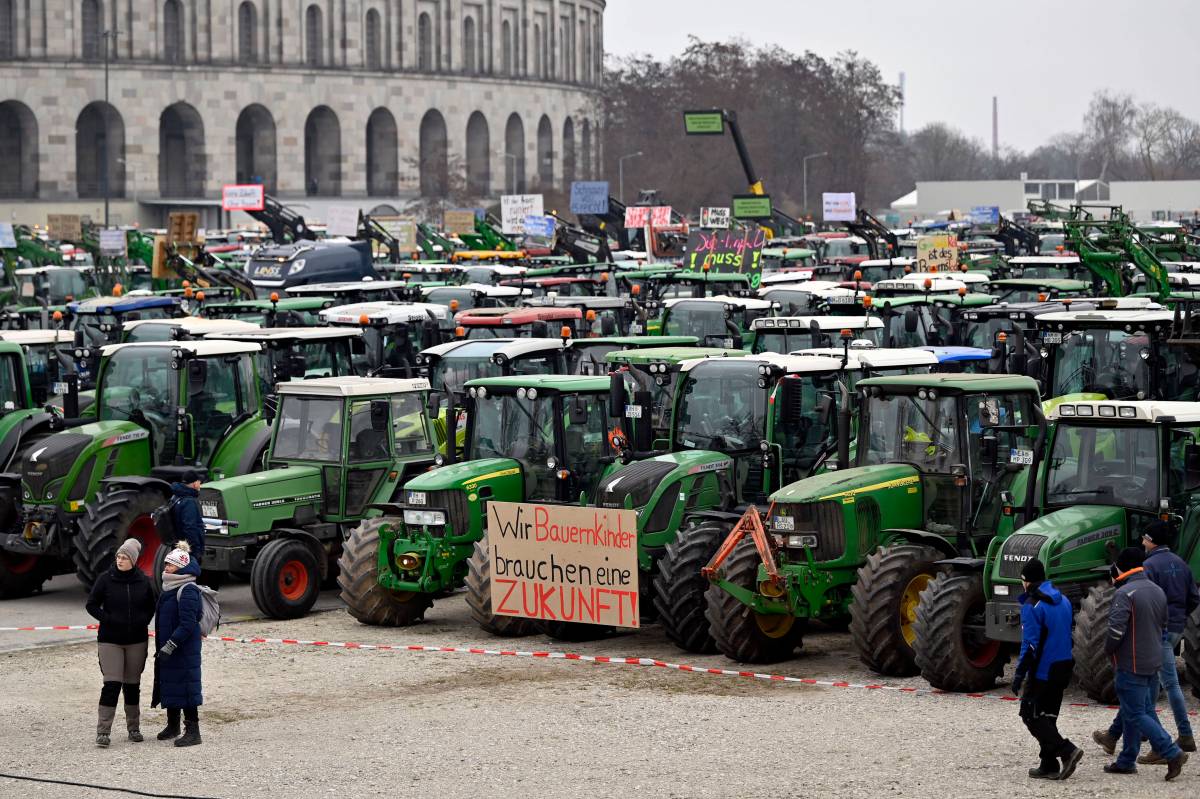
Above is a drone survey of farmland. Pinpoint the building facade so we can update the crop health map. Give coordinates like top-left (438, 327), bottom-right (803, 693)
top-left (0, 0), bottom-right (605, 226)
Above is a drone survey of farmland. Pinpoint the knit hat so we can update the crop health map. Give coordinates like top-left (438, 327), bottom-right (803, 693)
top-left (1142, 520), bottom-right (1176, 548)
top-left (1115, 546), bottom-right (1145, 574)
top-left (164, 541), bottom-right (192, 569)
top-left (1020, 558), bottom-right (1046, 584)
top-left (116, 538), bottom-right (142, 563)
top-left (182, 469), bottom-right (200, 485)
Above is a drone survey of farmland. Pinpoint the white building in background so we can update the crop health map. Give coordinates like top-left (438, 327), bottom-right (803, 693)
top-left (889, 178), bottom-right (1110, 221)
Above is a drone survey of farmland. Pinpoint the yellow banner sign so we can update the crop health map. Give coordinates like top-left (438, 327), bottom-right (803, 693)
top-left (487, 500), bottom-right (640, 629)
top-left (916, 234), bottom-right (959, 272)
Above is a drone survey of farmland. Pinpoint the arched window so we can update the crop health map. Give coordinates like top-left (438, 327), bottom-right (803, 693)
top-left (364, 8), bottom-right (380, 69)
top-left (235, 104), bottom-right (276, 193)
top-left (462, 16), bottom-right (475, 73)
top-left (500, 19), bottom-right (511, 75)
top-left (580, 119), bottom-right (591, 180)
top-left (504, 113), bottom-right (525, 194)
top-left (0, 101), bottom-right (38, 197)
top-left (419, 109), bottom-right (448, 198)
top-left (536, 115), bottom-right (553, 189)
top-left (305, 4), bottom-right (323, 67)
top-left (81, 0), bottom-right (102, 60)
top-left (163, 0), bottom-right (184, 63)
top-left (237, 2), bottom-right (257, 63)
top-left (304, 106), bottom-right (341, 196)
top-left (366, 107), bottom-right (397, 196)
top-left (417, 12), bottom-right (432, 71)
top-left (0, 0), bottom-right (14, 59)
top-left (466, 111), bottom-right (489, 197)
top-left (562, 118), bottom-right (575, 185)
top-left (76, 102), bottom-right (126, 198)
top-left (159, 102), bottom-right (206, 196)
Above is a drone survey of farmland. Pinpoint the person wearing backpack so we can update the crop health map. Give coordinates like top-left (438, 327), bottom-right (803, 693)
top-left (85, 537), bottom-right (156, 747)
top-left (152, 542), bottom-right (205, 747)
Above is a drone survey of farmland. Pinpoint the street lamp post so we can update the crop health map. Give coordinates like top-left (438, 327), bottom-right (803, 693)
top-left (617, 151), bottom-right (642, 204)
top-left (802, 151), bottom-right (828, 216)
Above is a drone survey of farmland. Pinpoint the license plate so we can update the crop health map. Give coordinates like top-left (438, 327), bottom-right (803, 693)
top-left (624, 404), bottom-right (643, 419)
top-left (772, 515), bottom-right (795, 531)
top-left (200, 502), bottom-right (219, 517)
top-left (828, 295), bottom-right (856, 304)
top-left (1009, 448), bottom-right (1034, 465)
top-left (1042, 332), bottom-right (1062, 344)
top-left (52, 382), bottom-right (69, 395)
top-left (629, 323), bottom-right (643, 334)
top-left (407, 491), bottom-right (426, 506)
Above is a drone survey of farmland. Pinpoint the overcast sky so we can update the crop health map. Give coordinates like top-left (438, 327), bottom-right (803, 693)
top-left (604, 0), bottom-right (1200, 153)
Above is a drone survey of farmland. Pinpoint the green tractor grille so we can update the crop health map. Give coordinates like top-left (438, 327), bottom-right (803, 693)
top-left (772, 501), bottom-right (846, 561)
top-left (998, 533), bottom-right (1046, 579)
top-left (406, 489), bottom-right (470, 537)
top-left (22, 433), bottom-right (91, 501)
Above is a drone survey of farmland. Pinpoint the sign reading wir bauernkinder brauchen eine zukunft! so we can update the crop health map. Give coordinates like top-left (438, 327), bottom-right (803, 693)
top-left (487, 501), bottom-right (640, 628)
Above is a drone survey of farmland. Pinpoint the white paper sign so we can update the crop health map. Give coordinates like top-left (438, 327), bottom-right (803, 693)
top-left (700, 207), bottom-right (730, 229)
top-left (325, 206), bottom-right (361, 238)
top-left (822, 192), bottom-right (857, 222)
top-left (0, 223), bottom-right (15, 249)
top-left (501, 194), bottom-right (544, 234)
top-left (221, 184), bottom-right (265, 211)
top-left (98, 228), bottom-right (127, 257)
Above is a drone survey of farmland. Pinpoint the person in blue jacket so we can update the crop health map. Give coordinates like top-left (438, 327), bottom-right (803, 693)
top-left (1012, 558), bottom-right (1083, 779)
top-left (151, 542), bottom-right (204, 747)
top-left (169, 471), bottom-right (205, 564)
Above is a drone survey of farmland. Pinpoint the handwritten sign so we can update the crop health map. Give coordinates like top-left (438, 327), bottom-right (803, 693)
top-left (686, 227), bottom-right (768, 286)
top-left (98, 228), bottom-right (127, 258)
top-left (822, 192), bottom-right (856, 222)
top-left (570, 181), bottom-right (609, 215)
top-left (700, 207), bottom-right (730, 229)
top-left (221, 184), bottom-right (265, 211)
top-left (374, 217), bottom-right (418, 251)
top-left (47, 214), bottom-right (82, 242)
top-left (487, 501), bottom-right (640, 628)
top-left (916, 234), bottom-right (960, 272)
top-left (501, 194), bottom-right (544, 234)
top-left (732, 194), bottom-right (773, 221)
top-left (623, 206), bottom-right (672, 228)
top-left (325, 206), bottom-right (360, 238)
top-left (970, 206), bottom-right (1000, 225)
top-left (522, 215), bottom-right (556, 238)
top-left (443, 209), bottom-right (478, 236)
top-left (0, 223), bottom-right (15, 249)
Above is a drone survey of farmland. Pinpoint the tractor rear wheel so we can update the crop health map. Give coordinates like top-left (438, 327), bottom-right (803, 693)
top-left (338, 517), bottom-right (432, 626)
top-left (848, 543), bottom-right (944, 677)
top-left (464, 536), bottom-right (539, 636)
top-left (251, 538), bottom-right (320, 620)
top-left (653, 521), bottom-right (724, 654)
top-left (74, 486), bottom-right (169, 587)
top-left (1184, 609), bottom-right (1200, 694)
top-left (1074, 584), bottom-right (1117, 704)
top-left (0, 551), bottom-right (51, 599)
top-left (913, 572), bottom-right (1010, 692)
top-left (705, 539), bottom-right (803, 663)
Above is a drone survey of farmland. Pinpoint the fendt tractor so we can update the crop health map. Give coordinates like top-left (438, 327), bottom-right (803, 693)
top-left (337, 374), bottom-right (628, 630)
top-left (0, 341), bottom-right (268, 594)
top-left (702, 373), bottom-right (1044, 676)
top-left (197, 377), bottom-right (438, 618)
top-left (915, 399), bottom-right (1200, 699)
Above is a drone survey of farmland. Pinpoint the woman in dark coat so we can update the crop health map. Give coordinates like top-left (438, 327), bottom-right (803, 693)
top-left (152, 542), bottom-right (204, 746)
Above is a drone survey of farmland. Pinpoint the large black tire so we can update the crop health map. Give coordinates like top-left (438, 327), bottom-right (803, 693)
top-left (849, 543), bottom-right (944, 677)
top-left (705, 539), bottom-right (804, 663)
top-left (1073, 583), bottom-right (1116, 704)
top-left (1185, 608), bottom-right (1200, 695)
top-left (913, 572), bottom-right (1011, 692)
top-left (337, 517), bottom-right (433, 626)
top-left (250, 538), bottom-right (320, 620)
top-left (652, 521), bottom-right (725, 654)
top-left (74, 486), bottom-right (171, 587)
top-left (0, 551), bottom-right (52, 599)
top-left (464, 536), bottom-right (539, 636)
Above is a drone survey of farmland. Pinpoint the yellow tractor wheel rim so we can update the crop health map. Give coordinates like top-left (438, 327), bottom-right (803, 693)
top-left (899, 573), bottom-right (933, 645)
top-left (754, 612), bottom-right (796, 639)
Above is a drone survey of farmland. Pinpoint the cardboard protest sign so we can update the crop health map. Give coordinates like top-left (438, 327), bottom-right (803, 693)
top-left (98, 228), bottom-right (127, 257)
top-left (375, 217), bottom-right (418, 250)
top-left (443, 209), bottom-right (478, 236)
top-left (700, 207), bottom-right (730, 229)
top-left (501, 194), bottom-right (544, 234)
top-left (487, 501), bottom-right (640, 629)
top-left (624, 206), bottom-right (649, 228)
top-left (686, 227), bottom-right (768, 286)
top-left (325, 206), bottom-right (360, 238)
top-left (649, 206), bottom-right (672, 226)
top-left (822, 192), bottom-right (856, 222)
top-left (47, 214), bottom-right (82, 242)
top-left (916, 234), bottom-right (960, 272)
top-left (221, 184), bottom-right (265, 211)
top-left (570, 181), bottom-right (609, 214)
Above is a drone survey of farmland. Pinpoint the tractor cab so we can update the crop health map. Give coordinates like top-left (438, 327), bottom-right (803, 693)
top-left (68, 295), bottom-right (184, 386)
top-left (458, 263), bottom-right (528, 286)
top-left (500, 275), bottom-right (608, 298)
top-left (872, 275), bottom-right (981, 298)
top-left (855, 257), bottom-right (915, 285)
top-left (871, 293), bottom-right (994, 348)
top-left (819, 235), bottom-right (870, 267)
top-left (246, 241), bottom-right (378, 291)
top-left (421, 283), bottom-right (528, 317)
top-left (659, 296), bottom-right (773, 350)
top-left (454, 306), bottom-right (582, 340)
top-left (752, 316), bottom-right (884, 354)
top-left (120, 316), bottom-right (260, 343)
top-left (567, 336), bottom-right (698, 377)
top-left (205, 327), bottom-right (362, 404)
top-left (13, 265), bottom-right (95, 307)
top-left (284, 279), bottom-right (409, 304)
top-left (1007, 255), bottom-right (1087, 282)
top-left (523, 295), bottom-right (647, 338)
top-left (759, 280), bottom-right (868, 316)
top-left (320, 301), bottom-right (447, 378)
top-left (200, 296), bottom-right (334, 327)
top-left (795, 345), bottom-right (939, 390)
top-left (987, 278), bottom-right (1091, 305)
top-left (644, 270), bottom-right (754, 302)
top-left (0, 329), bottom-right (76, 406)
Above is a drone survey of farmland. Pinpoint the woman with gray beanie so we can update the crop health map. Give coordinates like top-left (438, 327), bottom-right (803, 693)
top-left (85, 537), bottom-right (156, 747)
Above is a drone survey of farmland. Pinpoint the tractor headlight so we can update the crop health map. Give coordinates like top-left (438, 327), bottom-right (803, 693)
top-left (994, 584), bottom-right (1010, 596)
top-left (403, 509), bottom-right (446, 527)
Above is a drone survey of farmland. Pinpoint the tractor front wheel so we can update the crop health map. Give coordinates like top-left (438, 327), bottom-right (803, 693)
top-left (338, 518), bottom-right (433, 626)
top-left (464, 535), bottom-right (539, 636)
top-left (653, 521), bottom-right (725, 654)
top-left (913, 572), bottom-right (1010, 692)
top-left (848, 543), bottom-right (943, 677)
top-left (0, 551), bottom-right (51, 599)
top-left (251, 538), bottom-right (320, 620)
top-left (1073, 584), bottom-right (1117, 704)
top-left (705, 539), bottom-right (804, 663)
top-left (75, 486), bottom-right (169, 587)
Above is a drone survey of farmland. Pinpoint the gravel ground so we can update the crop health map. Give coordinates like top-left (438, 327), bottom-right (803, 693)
top-left (1, 590), bottom-right (1196, 799)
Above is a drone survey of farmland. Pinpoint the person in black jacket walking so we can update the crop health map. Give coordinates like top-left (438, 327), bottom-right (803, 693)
top-left (169, 471), bottom-right (205, 564)
top-left (85, 538), bottom-right (156, 747)
top-left (1103, 547), bottom-right (1188, 780)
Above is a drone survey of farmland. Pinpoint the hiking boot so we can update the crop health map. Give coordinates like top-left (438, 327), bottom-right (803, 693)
top-left (174, 720), bottom-right (202, 747)
top-left (1057, 746), bottom-right (1083, 780)
top-left (1178, 735), bottom-right (1197, 753)
top-left (1165, 751), bottom-right (1188, 782)
top-left (1092, 730), bottom-right (1118, 755)
top-left (1138, 750), bottom-right (1166, 765)
top-left (125, 704), bottom-right (142, 743)
top-left (156, 722), bottom-right (180, 740)
top-left (1103, 762), bottom-right (1137, 775)
top-left (1028, 764), bottom-right (1059, 779)
top-left (96, 705), bottom-right (115, 748)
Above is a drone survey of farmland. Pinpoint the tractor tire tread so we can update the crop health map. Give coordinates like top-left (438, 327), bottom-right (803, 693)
top-left (848, 543), bottom-right (943, 677)
top-left (337, 517), bottom-right (432, 626)
top-left (652, 522), bottom-right (724, 654)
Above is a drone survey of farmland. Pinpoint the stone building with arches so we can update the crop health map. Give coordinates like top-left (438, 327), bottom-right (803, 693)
top-left (0, 0), bottom-right (604, 226)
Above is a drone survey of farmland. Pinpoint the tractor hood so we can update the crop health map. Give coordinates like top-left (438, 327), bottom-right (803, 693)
top-left (770, 463), bottom-right (921, 505)
top-left (991, 505), bottom-right (1125, 585)
top-left (21, 421), bottom-right (150, 509)
top-left (199, 464), bottom-right (324, 537)
top-left (403, 457), bottom-right (523, 493)
top-left (597, 450), bottom-right (732, 510)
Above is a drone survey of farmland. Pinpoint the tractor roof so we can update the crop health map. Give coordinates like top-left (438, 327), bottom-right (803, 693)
top-left (987, 278), bottom-right (1090, 290)
top-left (203, 296), bottom-right (331, 310)
top-left (455, 306), bottom-right (581, 324)
top-left (857, 372), bottom-right (1041, 393)
top-left (872, 293), bottom-right (995, 308)
top-left (523, 296), bottom-right (633, 310)
top-left (920, 346), bottom-right (993, 362)
top-left (1009, 255), bottom-right (1081, 265)
top-left (1049, 400), bottom-right (1200, 423)
top-left (873, 277), bottom-right (974, 295)
top-left (753, 315), bottom-right (883, 331)
top-left (571, 335), bottom-right (697, 349)
top-left (762, 247), bottom-right (816, 259)
top-left (859, 257), bottom-right (916, 267)
top-left (662, 295), bottom-right (773, 311)
top-left (122, 317), bottom-right (261, 335)
top-left (461, 264), bottom-right (527, 276)
top-left (679, 352), bottom-right (844, 375)
top-left (14, 265), bottom-right (92, 275)
top-left (0, 329), bottom-right (74, 345)
top-left (277, 375), bottom-right (431, 397)
top-left (605, 346), bottom-right (747, 365)
top-left (902, 271), bottom-right (990, 285)
top-left (69, 295), bottom-right (179, 313)
top-left (464, 374), bottom-right (610, 393)
top-left (422, 283), bottom-right (527, 298)
top-left (100, 340), bottom-right (260, 358)
top-left (1032, 308), bottom-right (1174, 326)
top-left (421, 337), bottom-right (564, 360)
top-left (285, 280), bottom-right (410, 296)
top-left (205, 326), bottom-right (362, 342)
top-left (320, 301), bottom-right (448, 324)
top-left (795, 346), bottom-right (939, 369)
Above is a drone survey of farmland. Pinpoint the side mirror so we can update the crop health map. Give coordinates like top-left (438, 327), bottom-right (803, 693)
top-left (608, 371), bottom-right (625, 418)
top-left (420, 321), bottom-right (439, 349)
top-left (600, 315), bottom-right (617, 336)
top-left (904, 308), bottom-right (919, 334)
top-left (980, 432), bottom-right (999, 467)
top-left (284, 354), bottom-right (306, 380)
top-left (186, 359), bottom-right (208, 396)
top-left (370, 399), bottom-right (390, 432)
top-left (531, 321), bottom-right (549, 337)
top-left (569, 396), bottom-right (589, 425)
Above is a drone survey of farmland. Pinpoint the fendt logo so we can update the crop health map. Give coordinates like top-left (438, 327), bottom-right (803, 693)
top-left (1003, 553), bottom-right (1034, 562)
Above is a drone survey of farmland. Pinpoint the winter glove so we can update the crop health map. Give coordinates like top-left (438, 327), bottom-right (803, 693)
top-left (159, 640), bottom-right (178, 658)
top-left (1011, 674), bottom-right (1024, 696)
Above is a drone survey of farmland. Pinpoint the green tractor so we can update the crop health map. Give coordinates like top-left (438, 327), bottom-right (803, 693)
top-left (659, 295), bottom-right (774, 350)
top-left (917, 398), bottom-right (1200, 699)
top-left (197, 376), bottom-right (438, 618)
top-left (0, 340), bottom-right (268, 593)
top-left (337, 374), bottom-right (626, 629)
top-left (702, 373), bottom-right (1044, 674)
top-left (752, 316), bottom-right (885, 354)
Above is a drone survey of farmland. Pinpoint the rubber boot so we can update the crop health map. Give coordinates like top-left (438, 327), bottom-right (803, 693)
top-left (157, 708), bottom-right (181, 741)
top-left (174, 719), bottom-right (202, 747)
top-left (96, 705), bottom-right (116, 747)
top-left (125, 704), bottom-right (143, 742)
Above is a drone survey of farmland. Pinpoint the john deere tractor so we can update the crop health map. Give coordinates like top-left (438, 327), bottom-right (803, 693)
top-left (197, 377), bottom-right (438, 618)
top-left (337, 374), bottom-right (625, 629)
top-left (0, 340), bottom-right (268, 591)
top-left (703, 373), bottom-right (1044, 673)
top-left (917, 399), bottom-right (1200, 699)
